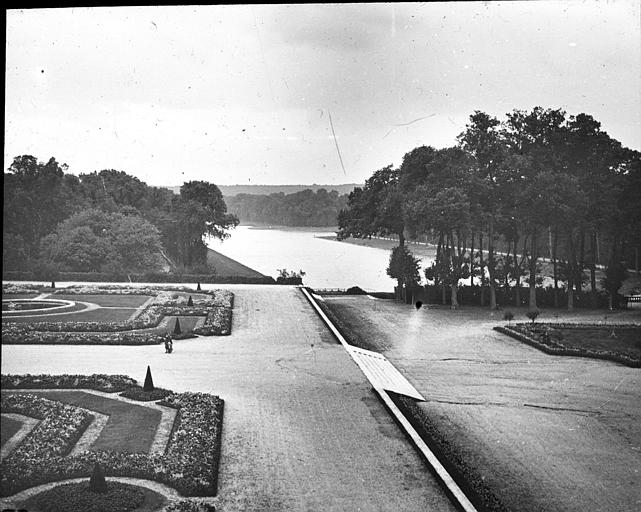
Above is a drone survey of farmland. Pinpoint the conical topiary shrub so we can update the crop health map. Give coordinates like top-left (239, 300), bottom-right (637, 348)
top-left (187, 295), bottom-right (194, 306)
top-left (196, 282), bottom-right (202, 291)
top-left (143, 365), bottom-right (154, 392)
top-left (173, 317), bottom-right (182, 335)
top-left (89, 462), bottom-right (108, 493)
top-left (51, 281), bottom-right (56, 289)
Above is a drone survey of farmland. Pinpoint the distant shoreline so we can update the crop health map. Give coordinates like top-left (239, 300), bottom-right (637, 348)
top-left (237, 223), bottom-right (338, 233)
top-left (318, 235), bottom-right (438, 260)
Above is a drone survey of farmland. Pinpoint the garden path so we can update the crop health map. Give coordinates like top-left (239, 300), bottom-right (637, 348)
top-left (323, 297), bottom-right (641, 512)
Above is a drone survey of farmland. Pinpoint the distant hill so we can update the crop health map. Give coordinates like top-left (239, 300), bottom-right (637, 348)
top-left (164, 183), bottom-right (361, 196)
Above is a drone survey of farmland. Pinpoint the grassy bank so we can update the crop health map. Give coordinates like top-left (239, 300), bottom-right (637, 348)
top-left (205, 248), bottom-right (267, 279)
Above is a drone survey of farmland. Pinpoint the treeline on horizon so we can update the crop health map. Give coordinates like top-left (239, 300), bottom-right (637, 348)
top-left (338, 107), bottom-right (641, 310)
top-left (3, 157), bottom-right (238, 276)
top-left (225, 189), bottom-right (349, 227)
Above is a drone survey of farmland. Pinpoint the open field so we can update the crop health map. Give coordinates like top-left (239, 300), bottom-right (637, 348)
top-left (322, 296), bottom-right (641, 512)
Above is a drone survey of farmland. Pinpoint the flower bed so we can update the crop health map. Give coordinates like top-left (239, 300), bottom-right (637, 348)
top-left (0, 374), bottom-right (224, 497)
top-left (119, 386), bottom-right (173, 401)
top-left (494, 323), bottom-right (641, 368)
top-left (2, 288), bottom-right (234, 344)
top-left (21, 481), bottom-right (148, 512)
top-left (1, 326), bottom-right (170, 345)
top-left (1, 374), bottom-right (137, 392)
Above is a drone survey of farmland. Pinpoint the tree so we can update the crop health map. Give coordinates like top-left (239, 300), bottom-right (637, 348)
top-left (386, 245), bottom-right (421, 302)
top-left (40, 209), bottom-right (164, 274)
top-left (502, 107), bottom-right (569, 311)
top-left (4, 155), bottom-right (84, 266)
top-left (338, 165), bottom-right (406, 245)
top-left (458, 111), bottom-right (508, 309)
top-left (403, 148), bottom-right (472, 308)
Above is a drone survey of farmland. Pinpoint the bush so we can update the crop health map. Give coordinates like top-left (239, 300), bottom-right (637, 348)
top-left (526, 310), bottom-right (540, 323)
top-left (119, 386), bottom-right (172, 402)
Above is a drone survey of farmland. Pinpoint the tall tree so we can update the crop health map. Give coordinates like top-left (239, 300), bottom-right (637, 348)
top-left (458, 112), bottom-right (507, 309)
top-left (502, 107), bottom-right (568, 311)
top-left (338, 165), bottom-right (406, 245)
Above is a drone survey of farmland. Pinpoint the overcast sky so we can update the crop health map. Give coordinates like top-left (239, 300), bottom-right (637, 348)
top-left (5, 2), bottom-right (640, 187)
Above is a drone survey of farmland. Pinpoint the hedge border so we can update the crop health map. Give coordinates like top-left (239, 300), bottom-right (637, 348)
top-left (3, 270), bottom-right (275, 284)
top-left (0, 374), bottom-right (224, 497)
top-left (494, 323), bottom-right (641, 368)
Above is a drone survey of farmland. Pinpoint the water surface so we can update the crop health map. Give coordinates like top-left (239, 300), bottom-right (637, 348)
top-left (208, 226), bottom-right (398, 291)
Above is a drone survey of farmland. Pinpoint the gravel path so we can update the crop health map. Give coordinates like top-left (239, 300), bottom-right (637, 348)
top-left (1, 286), bottom-right (456, 511)
top-left (324, 297), bottom-right (641, 512)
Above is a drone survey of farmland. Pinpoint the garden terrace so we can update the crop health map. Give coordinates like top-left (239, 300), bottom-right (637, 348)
top-left (1, 285), bottom-right (233, 344)
top-left (0, 374), bottom-right (224, 498)
top-left (494, 323), bottom-right (641, 367)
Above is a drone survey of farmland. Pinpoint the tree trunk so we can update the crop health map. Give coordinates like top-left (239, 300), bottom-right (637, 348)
top-left (479, 233), bottom-right (485, 306)
top-left (488, 218), bottom-right (497, 309)
top-left (528, 228), bottom-right (538, 311)
top-left (578, 227), bottom-right (585, 293)
top-left (398, 230), bottom-right (405, 247)
top-left (553, 225), bottom-right (559, 308)
top-left (470, 231), bottom-right (475, 287)
top-left (451, 282), bottom-right (459, 309)
top-left (590, 231), bottom-right (597, 307)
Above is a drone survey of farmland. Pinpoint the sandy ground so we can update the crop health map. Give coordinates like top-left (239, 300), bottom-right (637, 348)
top-left (323, 296), bottom-right (641, 512)
top-left (1, 286), bottom-right (456, 512)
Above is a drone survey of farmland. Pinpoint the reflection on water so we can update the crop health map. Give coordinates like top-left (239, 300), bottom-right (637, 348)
top-left (207, 226), bottom-right (398, 291)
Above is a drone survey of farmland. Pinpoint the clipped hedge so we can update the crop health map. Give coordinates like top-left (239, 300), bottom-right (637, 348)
top-left (494, 323), bottom-right (641, 367)
top-left (3, 270), bottom-right (275, 284)
top-left (1, 374), bottom-right (137, 392)
top-left (0, 374), bottom-right (224, 497)
top-left (2, 287), bottom-right (234, 344)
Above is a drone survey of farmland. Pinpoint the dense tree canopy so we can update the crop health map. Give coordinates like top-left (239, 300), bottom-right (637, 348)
top-left (226, 188), bottom-right (348, 227)
top-left (3, 158), bottom-right (237, 273)
top-left (338, 107), bottom-right (641, 309)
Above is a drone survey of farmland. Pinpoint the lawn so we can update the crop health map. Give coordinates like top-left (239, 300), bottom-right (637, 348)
top-left (3, 308), bottom-right (136, 325)
top-left (8, 391), bottom-right (162, 454)
top-left (556, 326), bottom-right (641, 357)
top-left (0, 416), bottom-right (24, 448)
top-left (53, 294), bottom-right (153, 308)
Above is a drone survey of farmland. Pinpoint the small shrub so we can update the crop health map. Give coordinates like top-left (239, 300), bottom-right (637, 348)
top-left (119, 386), bottom-right (172, 401)
top-left (526, 310), bottom-right (540, 323)
top-left (89, 462), bottom-right (107, 493)
top-left (143, 366), bottom-right (154, 392)
top-left (503, 311), bottom-right (514, 323)
top-left (173, 318), bottom-right (182, 335)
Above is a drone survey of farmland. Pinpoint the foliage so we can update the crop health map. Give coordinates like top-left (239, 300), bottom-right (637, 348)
top-left (143, 366), bottom-right (154, 392)
top-left (276, 268), bottom-right (306, 284)
top-left (386, 245), bottom-right (421, 290)
top-left (338, 165), bottom-right (406, 245)
top-left (26, 481), bottom-right (146, 512)
top-left (3, 160), bottom-right (239, 273)
top-left (166, 500), bottom-right (216, 512)
top-left (120, 386), bottom-right (172, 401)
top-left (526, 310), bottom-right (540, 323)
top-left (339, 106), bottom-right (640, 310)
top-left (89, 462), bottom-right (108, 493)
top-left (225, 188), bottom-right (348, 227)
top-left (495, 324), bottom-right (641, 367)
top-left (0, 374), bottom-right (137, 392)
top-left (0, 378), bottom-right (225, 497)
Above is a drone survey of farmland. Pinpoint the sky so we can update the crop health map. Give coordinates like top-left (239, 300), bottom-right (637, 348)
top-left (5, 2), bottom-right (640, 187)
